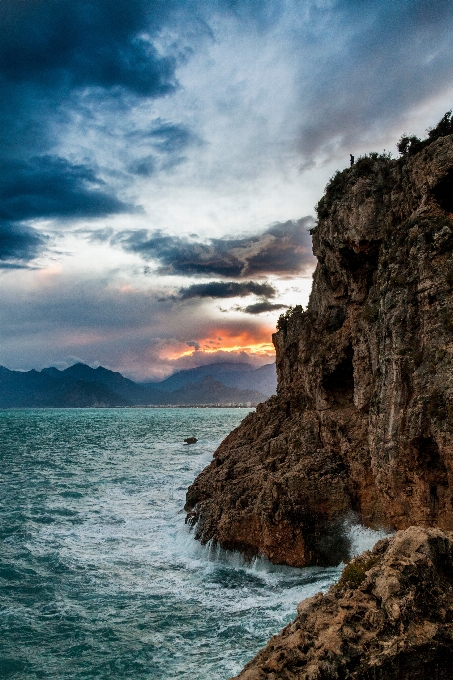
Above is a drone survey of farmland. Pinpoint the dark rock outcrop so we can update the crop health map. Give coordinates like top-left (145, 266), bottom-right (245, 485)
top-left (232, 527), bottom-right (453, 680)
top-left (186, 133), bottom-right (453, 566)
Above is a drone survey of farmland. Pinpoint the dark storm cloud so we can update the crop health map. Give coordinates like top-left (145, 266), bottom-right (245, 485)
top-left (0, 156), bottom-right (132, 222)
top-left (114, 217), bottom-right (315, 278)
top-left (129, 156), bottom-right (157, 177)
top-left (0, 0), bottom-right (177, 97)
top-left (177, 280), bottom-right (277, 300)
top-left (240, 301), bottom-right (288, 315)
top-left (0, 1), bottom-right (182, 162)
top-left (0, 221), bottom-right (47, 268)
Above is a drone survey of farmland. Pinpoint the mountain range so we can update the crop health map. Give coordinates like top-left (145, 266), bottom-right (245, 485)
top-left (144, 361), bottom-right (276, 395)
top-left (0, 361), bottom-right (276, 408)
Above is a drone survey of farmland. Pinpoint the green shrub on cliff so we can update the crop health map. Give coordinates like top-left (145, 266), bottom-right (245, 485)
top-left (337, 554), bottom-right (376, 589)
top-left (397, 135), bottom-right (424, 155)
top-left (398, 111), bottom-right (453, 156)
top-left (277, 305), bottom-right (304, 331)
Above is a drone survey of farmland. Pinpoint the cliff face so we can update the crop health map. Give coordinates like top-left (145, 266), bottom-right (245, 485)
top-left (233, 527), bottom-right (453, 680)
top-left (185, 134), bottom-right (453, 567)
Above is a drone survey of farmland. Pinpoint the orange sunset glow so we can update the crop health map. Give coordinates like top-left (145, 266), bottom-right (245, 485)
top-left (162, 327), bottom-right (276, 361)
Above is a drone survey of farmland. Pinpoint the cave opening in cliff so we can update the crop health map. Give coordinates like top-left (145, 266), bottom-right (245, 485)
top-left (322, 345), bottom-right (354, 405)
top-left (338, 242), bottom-right (380, 292)
top-left (433, 168), bottom-right (453, 213)
top-left (412, 436), bottom-right (446, 473)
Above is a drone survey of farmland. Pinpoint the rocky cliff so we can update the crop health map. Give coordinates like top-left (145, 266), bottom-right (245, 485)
top-left (185, 128), bottom-right (453, 567)
top-left (232, 527), bottom-right (453, 680)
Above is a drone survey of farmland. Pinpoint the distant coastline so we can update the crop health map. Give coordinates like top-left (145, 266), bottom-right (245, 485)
top-left (1, 404), bottom-right (256, 410)
top-left (124, 403), bottom-right (257, 408)
top-left (0, 361), bottom-right (275, 409)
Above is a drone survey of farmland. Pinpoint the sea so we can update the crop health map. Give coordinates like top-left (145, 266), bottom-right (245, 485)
top-left (0, 408), bottom-right (386, 679)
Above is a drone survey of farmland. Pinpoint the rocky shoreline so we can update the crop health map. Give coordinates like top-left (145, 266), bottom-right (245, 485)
top-left (232, 527), bottom-right (453, 679)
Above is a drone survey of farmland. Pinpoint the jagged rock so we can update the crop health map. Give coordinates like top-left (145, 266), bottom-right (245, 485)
top-left (186, 133), bottom-right (453, 566)
top-left (232, 527), bottom-right (453, 680)
top-left (184, 437), bottom-right (198, 445)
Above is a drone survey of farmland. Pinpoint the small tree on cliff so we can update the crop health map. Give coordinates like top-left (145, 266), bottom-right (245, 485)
top-left (398, 110), bottom-right (453, 156)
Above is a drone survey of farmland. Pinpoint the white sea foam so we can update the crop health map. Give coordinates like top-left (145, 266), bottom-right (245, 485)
top-left (344, 514), bottom-right (393, 559)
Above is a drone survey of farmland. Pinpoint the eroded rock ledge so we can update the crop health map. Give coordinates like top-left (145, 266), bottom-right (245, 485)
top-left (186, 133), bottom-right (453, 566)
top-left (232, 527), bottom-right (453, 680)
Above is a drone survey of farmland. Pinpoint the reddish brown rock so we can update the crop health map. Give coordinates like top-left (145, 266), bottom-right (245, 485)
top-left (231, 527), bottom-right (453, 680)
top-left (186, 131), bottom-right (453, 566)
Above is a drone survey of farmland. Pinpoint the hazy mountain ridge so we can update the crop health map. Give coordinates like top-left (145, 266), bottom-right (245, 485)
top-left (0, 361), bottom-right (276, 407)
top-left (143, 361), bottom-right (276, 394)
top-left (168, 376), bottom-right (267, 406)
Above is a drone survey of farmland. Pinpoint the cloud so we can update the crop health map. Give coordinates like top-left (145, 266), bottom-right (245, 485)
top-left (177, 280), bottom-right (277, 300)
top-left (0, 0), bottom-right (188, 257)
top-left (146, 122), bottom-right (196, 154)
top-left (127, 120), bottom-right (198, 176)
top-left (114, 217), bottom-right (316, 278)
top-left (0, 155), bottom-right (133, 265)
top-left (0, 156), bottom-right (132, 222)
top-left (0, 221), bottom-right (47, 268)
top-left (0, 0), bottom-right (178, 97)
top-left (239, 301), bottom-right (288, 315)
top-left (0, 2), bottom-right (184, 172)
top-left (129, 156), bottom-right (157, 178)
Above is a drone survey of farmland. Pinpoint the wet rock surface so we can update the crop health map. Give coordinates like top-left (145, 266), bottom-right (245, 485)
top-left (231, 527), bottom-right (453, 680)
top-left (186, 134), bottom-right (453, 567)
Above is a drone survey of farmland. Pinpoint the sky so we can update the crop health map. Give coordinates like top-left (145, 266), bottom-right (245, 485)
top-left (1, 0), bottom-right (453, 381)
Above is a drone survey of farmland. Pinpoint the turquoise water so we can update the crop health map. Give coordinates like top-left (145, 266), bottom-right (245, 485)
top-left (0, 408), bottom-right (375, 679)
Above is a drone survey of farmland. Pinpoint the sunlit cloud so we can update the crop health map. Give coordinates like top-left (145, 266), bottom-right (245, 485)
top-left (113, 218), bottom-right (315, 278)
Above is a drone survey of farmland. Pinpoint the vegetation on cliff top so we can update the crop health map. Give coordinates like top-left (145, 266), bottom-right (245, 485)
top-left (316, 111), bottom-right (453, 220)
top-left (316, 151), bottom-right (393, 219)
top-left (397, 110), bottom-right (453, 155)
